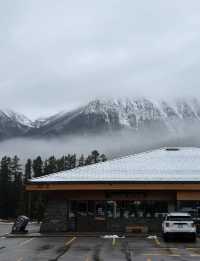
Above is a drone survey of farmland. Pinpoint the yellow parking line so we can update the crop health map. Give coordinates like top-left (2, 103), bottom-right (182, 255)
top-left (143, 253), bottom-right (161, 256)
top-left (112, 238), bottom-right (116, 246)
top-left (85, 256), bottom-right (90, 261)
top-left (65, 237), bottom-right (76, 247)
top-left (19, 238), bottom-right (34, 247)
top-left (154, 237), bottom-right (161, 246)
top-left (16, 258), bottom-right (23, 261)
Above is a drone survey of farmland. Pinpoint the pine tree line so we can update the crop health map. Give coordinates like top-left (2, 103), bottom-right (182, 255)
top-left (0, 150), bottom-right (107, 220)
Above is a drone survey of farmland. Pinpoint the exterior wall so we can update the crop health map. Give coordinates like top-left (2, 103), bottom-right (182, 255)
top-left (48, 190), bottom-right (176, 201)
top-left (40, 190), bottom-right (175, 233)
top-left (40, 199), bottom-right (165, 233)
top-left (40, 200), bottom-right (68, 233)
top-left (40, 190), bottom-right (200, 233)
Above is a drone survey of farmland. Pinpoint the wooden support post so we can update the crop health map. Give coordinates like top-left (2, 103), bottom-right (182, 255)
top-left (28, 192), bottom-right (32, 218)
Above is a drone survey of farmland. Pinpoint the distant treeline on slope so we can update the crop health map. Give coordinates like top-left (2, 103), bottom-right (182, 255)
top-left (0, 150), bottom-right (107, 220)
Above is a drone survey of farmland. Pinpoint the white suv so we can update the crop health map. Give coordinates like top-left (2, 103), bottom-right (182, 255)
top-left (162, 212), bottom-right (196, 242)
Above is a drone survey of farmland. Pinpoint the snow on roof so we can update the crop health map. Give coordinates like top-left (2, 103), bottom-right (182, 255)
top-left (167, 212), bottom-right (191, 216)
top-left (30, 147), bottom-right (200, 183)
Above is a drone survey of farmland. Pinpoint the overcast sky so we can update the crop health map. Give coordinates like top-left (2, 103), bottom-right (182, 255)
top-left (1, 1), bottom-right (200, 119)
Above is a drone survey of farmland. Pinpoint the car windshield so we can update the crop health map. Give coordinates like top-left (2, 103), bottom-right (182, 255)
top-left (167, 216), bottom-right (192, 221)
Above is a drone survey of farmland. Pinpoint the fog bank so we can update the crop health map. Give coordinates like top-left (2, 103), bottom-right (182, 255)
top-left (0, 129), bottom-right (199, 163)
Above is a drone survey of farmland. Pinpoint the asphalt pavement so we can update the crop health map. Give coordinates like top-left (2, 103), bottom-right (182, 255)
top-left (1, 223), bottom-right (200, 260)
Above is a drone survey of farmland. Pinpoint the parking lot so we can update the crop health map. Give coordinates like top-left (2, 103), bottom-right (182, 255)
top-left (1, 223), bottom-right (200, 260)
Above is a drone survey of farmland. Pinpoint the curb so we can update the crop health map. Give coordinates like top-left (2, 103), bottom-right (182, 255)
top-left (6, 233), bottom-right (151, 239)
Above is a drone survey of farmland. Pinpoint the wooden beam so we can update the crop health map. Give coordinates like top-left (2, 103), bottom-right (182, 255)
top-left (26, 183), bottom-right (200, 191)
top-left (177, 191), bottom-right (200, 201)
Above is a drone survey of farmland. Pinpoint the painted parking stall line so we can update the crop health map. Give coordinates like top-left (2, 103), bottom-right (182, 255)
top-left (154, 237), bottom-right (161, 246)
top-left (19, 238), bottom-right (34, 247)
top-left (65, 236), bottom-right (76, 247)
top-left (186, 248), bottom-right (200, 257)
top-left (85, 256), bottom-right (90, 261)
top-left (142, 247), bottom-right (181, 257)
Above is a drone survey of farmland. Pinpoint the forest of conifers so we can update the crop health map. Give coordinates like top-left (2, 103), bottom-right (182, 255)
top-left (0, 150), bottom-right (107, 220)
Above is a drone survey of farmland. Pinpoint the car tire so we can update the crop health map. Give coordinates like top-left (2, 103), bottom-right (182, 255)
top-left (191, 234), bottom-right (196, 242)
top-left (163, 233), bottom-right (169, 242)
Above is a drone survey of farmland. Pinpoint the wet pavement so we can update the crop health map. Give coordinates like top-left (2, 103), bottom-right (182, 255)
top-left (1, 223), bottom-right (200, 260)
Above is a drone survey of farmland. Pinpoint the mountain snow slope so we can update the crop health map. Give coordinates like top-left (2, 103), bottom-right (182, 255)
top-left (0, 109), bottom-right (33, 140)
top-left (0, 98), bottom-right (200, 141)
top-left (26, 98), bottom-right (200, 138)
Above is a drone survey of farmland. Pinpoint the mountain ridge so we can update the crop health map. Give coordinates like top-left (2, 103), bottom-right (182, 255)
top-left (1, 97), bottom-right (200, 140)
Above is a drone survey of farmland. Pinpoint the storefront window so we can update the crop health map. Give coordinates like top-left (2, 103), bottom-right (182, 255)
top-left (88, 201), bottom-right (95, 217)
top-left (95, 201), bottom-right (105, 220)
top-left (77, 201), bottom-right (87, 216)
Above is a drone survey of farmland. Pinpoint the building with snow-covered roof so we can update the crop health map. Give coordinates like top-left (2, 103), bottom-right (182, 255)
top-left (26, 147), bottom-right (200, 233)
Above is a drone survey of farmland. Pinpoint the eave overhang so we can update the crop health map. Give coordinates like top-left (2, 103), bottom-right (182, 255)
top-left (26, 181), bottom-right (200, 191)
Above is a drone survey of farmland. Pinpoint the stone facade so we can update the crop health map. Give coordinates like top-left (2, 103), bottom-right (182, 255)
top-left (40, 200), bottom-right (68, 233)
top-left (40, 199), bottom-right (163, 233)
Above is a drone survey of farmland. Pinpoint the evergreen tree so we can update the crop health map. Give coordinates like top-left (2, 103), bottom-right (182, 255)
top-left (44, 156), bottom-right (57, 175)
top-left (100, 154), bottom-right (107, 162)
top-left (65, 154), bottom-right (72, 170)
top-left (91, 150), bottom-right (100, 163)
top-left (33, 156), bottom-right (43, 177)
top-left (78, 154), bottom-right (85, 167)
top-left (0, 157), bottom-right (12, 217)
top-left (57, 156), bottom-right (66, 171)
top-left (69, 154), bottom-right (76, 169)
top-left (25, 159), bottom-right (32, 183)
top-left (11, 156), bottom-right (23, 216)
top-left (85, 155), bottom-right (93, 165)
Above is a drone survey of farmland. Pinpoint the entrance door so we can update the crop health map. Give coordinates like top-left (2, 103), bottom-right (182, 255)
top-left (93, 201), bottom-right (107, 232)
top-left (76, 201), bottom-right (89, 232)
top-left (106, 201), bottom-right (125, 232)
top-left (76, 201), bottom-right (107, 232)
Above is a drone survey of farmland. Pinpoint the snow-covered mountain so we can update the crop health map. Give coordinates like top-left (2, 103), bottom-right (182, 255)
top-left (1, 98), bottom-right (200, 141)
top-left (26, 98), bottom-right (200, 138)
top-left (0, 109), bottom-right (33, 140)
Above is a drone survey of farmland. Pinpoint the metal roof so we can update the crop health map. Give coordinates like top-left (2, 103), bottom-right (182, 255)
top-left (30, 147), bottom-right (200, 184)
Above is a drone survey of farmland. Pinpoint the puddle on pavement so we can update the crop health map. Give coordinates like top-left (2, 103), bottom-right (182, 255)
top-left (92, 244), bottom-right (102, 261)
top-left (73, 246), bottom-right (91, 252)
top-left (37, 244), bottom-right (53, 251)
top-left (56, 246), bottom-right (67, 254)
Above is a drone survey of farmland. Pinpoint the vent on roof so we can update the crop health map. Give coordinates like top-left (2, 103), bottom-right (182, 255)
top-left (165, 148), bottom-right (180, 151)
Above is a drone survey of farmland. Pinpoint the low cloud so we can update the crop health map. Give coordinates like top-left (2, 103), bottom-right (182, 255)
top-left (0, 125), bottom-right (199, 163)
